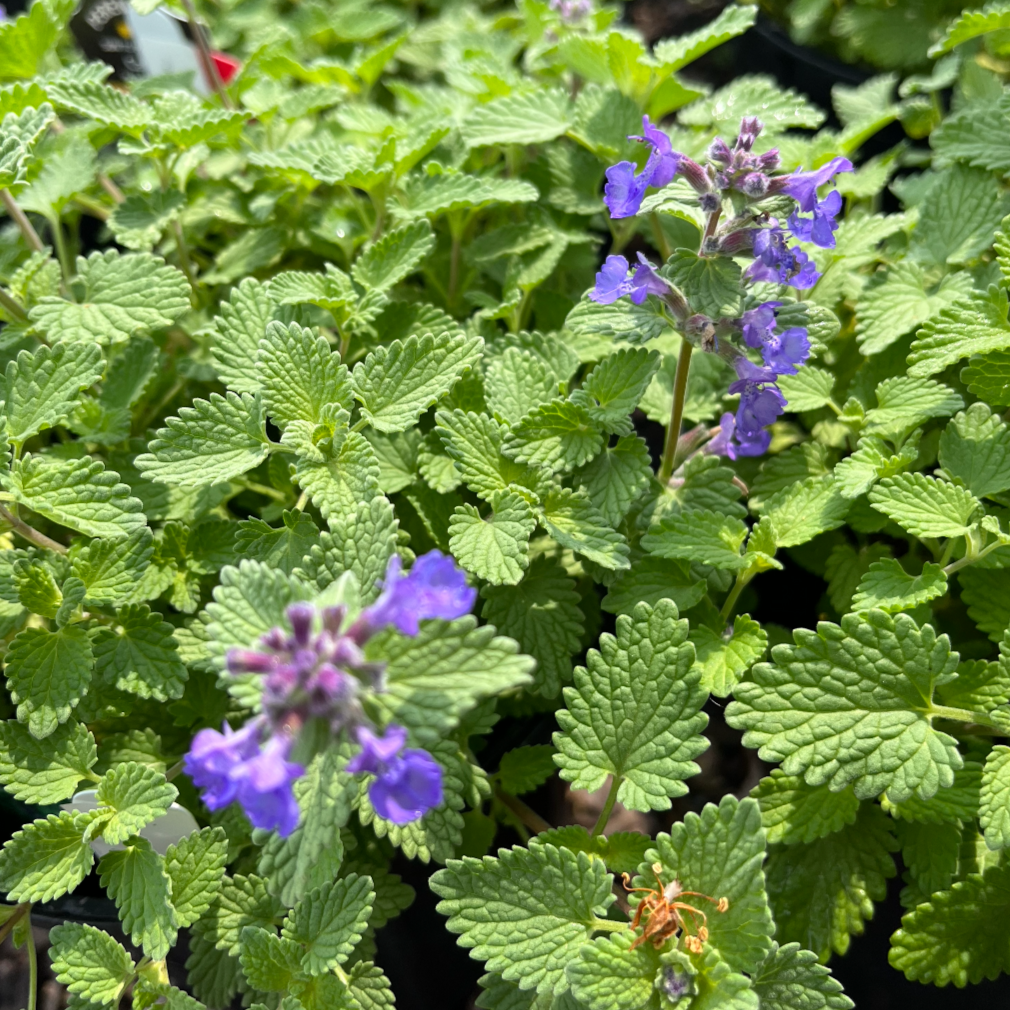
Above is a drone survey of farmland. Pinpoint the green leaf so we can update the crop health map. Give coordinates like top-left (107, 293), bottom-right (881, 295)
top-left (29, 251), bottom-right (190, 344)
top-left (960, 567), bottom-right (1010, 642)
top-left (435, 410), bottom-right (542, 501)
top-left (480, 554), bottom-right (584, 696)
top-left (889, 863), bottom-right (1010, 985)
top-left (751, 942), bottom-right (853, 1010)
top-left (766, 804), bottom-right (897, 960)
top-left (883, 759), bottom-right (982, 824)
top-left (753, 770), bottom-right (860, 845)
top-left (98, 838), bottom-right (177, 959)
top-left (94, 762), bottom-right (177, 845)
top-left (930, 2), bottom-right (1010, 55)
top-left (833, 435), bottom-right (919, 500)
top-left (538, 487), bottom-right (630, 571)
top-left (256, 749), bottom-right (354, 906)
top-left (295, 498), bottom-right (398, 601)
top-left (194, 873), bottom-right (284, 956)
top-left (210, 278), bottom-right (279, 394)
top-left (565, 296), bottom-right (668, 346)
top-left (45, 79), bottom-right (152, 134)
top-left (259, 322), bottom-right (351, 430)
top-left (13, 558), bottom-right (60, 618)
top-left (914, 164), bottom-right (1009, 267)
top-left (484, 347), bottom-right (557, 427)
top-left (962, 348), bottom-right (1010, 407)
top-left (165, 827), bottom-right (228, 928)
top-left (565, 930), bottom-right (662, 1010)
top-left (981, 746), bottom-right (1010, 851)
top-left (761, 475), bottom-right (849, 548)
top-left (863, 376), bottom-right (963, 439)
top-left (678, 74), bottom-right (824, 133)
top-left (502, 399), bottom-right (604, 474)
top-left (642, 508), bottom-right (749, 570)
top-left (91, 604), bottom-right (187, 702)
top-left (653, 3), bottom-right (757, 70)
top-left (554, 598), bottom-right (709, 811)
top-left (353, 332), bottom-right (482, 433)
top-left (0, 811), bottom-right (93, 902)
top-left (666, 250), bottom-right (742, 318)
top-left (938, 402), bottom-right (1010, 499)
top-left (644, 795), bottom-right (774, 973)
top-left (71, 529), bottom-right (155, 607)
top-left (777, 366), bottom-right (836, 413)
top-left (135, 391), bottom-right (271, 486)
top-left (908, 287), bottom-right (1010, 379)
top-left (392, 173), bottom-right (539, 221)
top-left (449, 491), bottom-right (537, 586)
top-left (855, 260), bottom-right (972, 356)
top-left (575, 348), bottom-right (661, 431)
top-left (573, 435), bottom-right (652, 527)
top-left (895, 817), bottom-right (961, 895)
top-left (108, 188), bottom-right (185, 251)
top-left (851, 559), bottom-right (947, 614)
top-left (727, 610), bottom-right (962, 802)
top-left (2, 341), bottom-right (104, 447)
top-left (352, 220), bottom-right (435, 292)
top-left (868, 473), bottom-right (979, 538)
top-left (497, 745), bottom-right (557, 796)
top-left (0, 718), bottom-right (96, 804)
top-left (367, 616), bottom-right (534, 744)
top-left (601, 557), bottom-right (706, 618)
top-left (463, 89), bottom-right (572, 147)
top-left (48, 923), bottom-right (134, 1007)
top-left (431, 841), bottom-right (615, 997)
top-left (239, 925), bottom-right (304, 992)
top-left (294, 428), bottom-right (382, 524)
top-left (5, 624), bottom-right (93, 739)
top-left (6, 454), bottom-right (146, 539)
top-left (690, 614), bottom-right (767, 698)
top-left (185, 932), bottom-right (242, 1009)
top-left (282, 872), bottom-right (375, 974)
top-left (0, 3), bottom-right (58, 82)
top-left (237, 512), bottom-right (321, 576)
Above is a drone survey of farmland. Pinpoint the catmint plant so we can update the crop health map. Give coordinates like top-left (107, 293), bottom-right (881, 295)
top-left (0, 0), bottom-right (1008, 1008)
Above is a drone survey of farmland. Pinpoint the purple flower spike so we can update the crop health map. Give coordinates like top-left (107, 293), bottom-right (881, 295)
top-left (629, 253), bottom-right (668, 304)
top-left (787, 189), bottom-right (843, 249)
top-left (235, 736), bottom-right (304, 836)
top-left (707, 412), bottom-right (771, 460)
top-left (746, 227), bottom-right (820, 290)
top-left (604, 161), bottom-right (649, 218)
top-left (363, 551), bottom-right (476, 637)
top-left (287, 602), bottom-right (315, 647)
top-left (590, 255), bottom-right (634, 304)
top-left (348, 725), bottom-right (443, 825)
top-left (762, 327), bottom-right (810, 376)
top-left (730, 357), bottom-right (787, 435)
top-left (781, 156), bottom-right (853, 212)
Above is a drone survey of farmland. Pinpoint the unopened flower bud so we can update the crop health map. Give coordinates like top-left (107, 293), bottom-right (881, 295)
top-left (735, 116), bottom-right (763, 151)
top-left (699, 192), bottom-right (721, 214)
top-left (741, 172), bottom-right (769, 198)
top-left (756, 148), bottom-right (781, 172)
top-left (708, 137), bottom-right (732, 165)
top-left (716, 229), bottom-right (754, 255)
top-left (679, 156), bottom-right (710, 194)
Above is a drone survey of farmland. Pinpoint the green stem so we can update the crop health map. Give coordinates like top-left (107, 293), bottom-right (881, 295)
top-left (50, 216), bottom-right (73, 282)
top-left (165, 760), bottom-right (184, 781)
top-left (0, 190), bottom-right (45, 253)
top-left (26, 909), bottom-right (37, 1010)
top-left (938, 538), bottom-right (957, 568)
top-left (495, 787), bottom-right (553, 835)
top-left (929, 704), bottom-right (999, 729)
top-left (0, 903), bottom-right (30, 947)
top-left (294, 489), bottom-right (309, 512)
top-left (650, 212), bottom-right (671, 260)
top-left (239, 479), bottom-right (288, 502)
top-left (0, 504), bottom-right (67, 554)
top-left (0, 287), bottom-right (27, 321)
top-left (171, 220), bottom-right (197, 290)
top-left (719, 571), bottom-right (751, 623)
top-left (589, 917), bottom-right (628, 933)
top-left (591, 776), bottom-right (622, 837)
top-left (657, 340), bottom-right (693, 483)
top-left (944, 538), bottom-right (1005, 576)
top-left (447, 232), bottom-right (462, 313)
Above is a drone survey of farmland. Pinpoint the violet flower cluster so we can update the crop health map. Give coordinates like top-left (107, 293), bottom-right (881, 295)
top-left (184, 550), bottom-right (476, 836)
top-left (591, 115), bottom-right (852, 458)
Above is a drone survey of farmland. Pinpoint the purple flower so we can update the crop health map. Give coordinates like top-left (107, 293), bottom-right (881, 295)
top-left (631, 116), bottom-right (682, 189)
top-left (707, 412), bottom-right (770, 460)
top-left (590, 255), bottom-right (635, 304)
top-left (787, 189), bottom-right (843, 249)
top-left (604, 161), bottom-right (649, 219)
top-left (363, 551), bottom-right (476, 636)
top-left (761, 326), bottom-right (810, 376)
top-left (735, 116), bottom-right (762, 152)
top-left (348, 725), bottom-right (443, 825)
top-left (729, 358), bottom-right (786, 435)
top-left (184, 722), bottom-right (304, 836)
top-left (741, 302), bottom-right (781, 349)
top-left (781, 156), bottom-right (853, 212)
top-left (746, 227), bottom-right (820, 290)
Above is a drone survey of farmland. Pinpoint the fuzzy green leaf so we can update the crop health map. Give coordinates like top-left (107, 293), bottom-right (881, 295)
top-left (761, 475), bottom-right (849, 548)
top-left (751, 942), bottom-right (853, 1010)
top-left (351, 220), bottom-right (435, 292)
top-left (962, 348), bottom-right (1010, 407)
top-left (463, 89), bottom-right (572, 146)
top-left (449, 491), bottom-right (537, 586)
top-left (94, 762), bottom-right (177, 845)
top-left (601, 558), bottom-right (706, 618)
top-left (753, 770), bottom-right (860, 846)
top-left (573, 435), bottom-right (652, 527)
top-left (0, 811), bottom-right (93, 902)
top-left (863, 376), bottom-right (963, 439)
top-left (554, 599), bottom-right (709, 812)
top-left (938, 402), bottom-right (1010, 499)
top-left (642, 508), bottom-right (749, 570)
top-left (502, 399), bottom-right (604, 474)
top-left (868, 473), bottom-right (979, 539)
top-left (538, 487), bottom-right (631, 570)
top-left (49, 923), bottom-right (134, 1006)
top-left (690, 614), bottom-right (767, 698)
top-left (908, 287), bottom-right (1010, 378)
top-left (0, 718), bottom-right (96, 804)
top-left (981, 746), bottom-right (1010, 851)
top-left (165, 827), bottom-right (229, 928)
top-left (851, 559), bottom-right (947, 614)
top-left (727, 610), bottom-right (962, 802)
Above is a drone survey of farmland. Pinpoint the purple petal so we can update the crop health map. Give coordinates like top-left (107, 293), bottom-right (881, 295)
top-left (347, 724), bottom-right (409, 774)
top-left (369, 749), bottom-right (444, 825)
top-left (286, 602), bottom-right (315, 648)
top-left (782, 157), bottom-right (853, 212)
top-left (604, 161), bottom-right (649, 218)
top-left (589, 255), bottom-right (633, 304)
